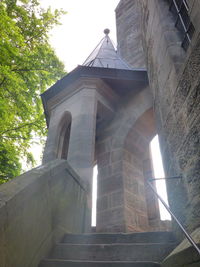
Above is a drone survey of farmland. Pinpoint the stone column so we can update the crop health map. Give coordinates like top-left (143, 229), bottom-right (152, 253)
top-left (43, 111), bottom-right (59, 164)
top-left (67, 88), bottom-right (97, 193)
top-left (67, 88), bottom-right (97, 232)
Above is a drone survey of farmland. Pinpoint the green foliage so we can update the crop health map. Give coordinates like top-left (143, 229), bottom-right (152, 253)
top-left (0, 0), bottom-right (66, 184)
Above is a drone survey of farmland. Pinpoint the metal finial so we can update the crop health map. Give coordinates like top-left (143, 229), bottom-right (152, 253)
top-left (104, 28), bottom-right (110, 35)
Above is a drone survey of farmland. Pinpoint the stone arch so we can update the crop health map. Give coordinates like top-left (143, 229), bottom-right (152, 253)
top-left (96, 88), bottom-right (167, 232)
top-left (123, 108), bottom-right (162, 231)
top-left (56, 111), bottom-right (72, 160)
top-left (111, 88), bottom-right (153, 150)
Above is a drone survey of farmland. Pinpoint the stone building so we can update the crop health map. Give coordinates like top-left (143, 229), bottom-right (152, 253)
top-left (0, 0), bottom-right (200, 266)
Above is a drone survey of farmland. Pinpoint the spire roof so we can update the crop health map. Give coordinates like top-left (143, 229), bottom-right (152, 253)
top-left (83, 29), bottom-right (132, 70)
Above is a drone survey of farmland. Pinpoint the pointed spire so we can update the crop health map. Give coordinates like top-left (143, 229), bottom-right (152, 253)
top-left (82, 29), bottom-right (132, 70)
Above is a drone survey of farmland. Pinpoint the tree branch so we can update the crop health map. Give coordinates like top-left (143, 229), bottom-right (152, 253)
top-left (0, 77), bottom-right (6, 87)
top-left (0, 121), bottom-right (39, 135)
top-left (0, 175), bottom-right (9, 179)
top-left (2, 135), bottom-right (29, 140)
top-left (2, 135), bottom-right (43, 141)
top-left (12, 68), bottom-right (46, 72)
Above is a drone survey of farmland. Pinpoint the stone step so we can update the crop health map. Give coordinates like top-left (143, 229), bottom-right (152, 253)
top-left (62, 232), bottom-right (175, 244)
top-left (50, 243), bottom-right (175, 262)
top-left (39, 259), bottom-right (161, 267)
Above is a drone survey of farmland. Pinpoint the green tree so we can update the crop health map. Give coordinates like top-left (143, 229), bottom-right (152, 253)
top-left (0, 0), bottom-right (66, 183)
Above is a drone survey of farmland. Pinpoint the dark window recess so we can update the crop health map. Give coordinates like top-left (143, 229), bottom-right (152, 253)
top-left (167, 0), bottom-right (195, 50)
top-left (61, 123), bottom-right (71, 159)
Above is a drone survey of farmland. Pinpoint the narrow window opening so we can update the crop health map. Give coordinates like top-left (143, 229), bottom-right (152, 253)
top-left (150, 135), bottom-right (171, 221)
top-left (57, 113), bottom-right (72, 160)
top-left (91, 165), bottom-right (98, 227)
top-left (60, 123), bottom-right (71, 159)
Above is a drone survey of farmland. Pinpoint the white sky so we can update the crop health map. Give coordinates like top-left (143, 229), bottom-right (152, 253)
top-left (41, 0), bottom-right (120, 72)
top-left (92, 165), bottom-right (98, 227)
top-left (150, 135), bottom-right (171, 221)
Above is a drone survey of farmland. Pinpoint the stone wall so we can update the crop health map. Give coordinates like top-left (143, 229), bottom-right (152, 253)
top-left (115, 0), bottom-right (146, 69)
top-left (116, 0), bottom-right (200, 237)
top-left (162, 226), bottom-right (200, 267)
top-left (0, 160), bottom-right (87, 267)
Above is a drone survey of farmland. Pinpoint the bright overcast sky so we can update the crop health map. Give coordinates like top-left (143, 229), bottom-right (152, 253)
top-left (41, 0), bottom-right (120, 71)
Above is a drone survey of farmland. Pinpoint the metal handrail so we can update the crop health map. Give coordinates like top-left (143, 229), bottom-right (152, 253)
top-left (148, 180), bottom-right (200, 255)
top-left (149, 175), bottom-right (182, 181)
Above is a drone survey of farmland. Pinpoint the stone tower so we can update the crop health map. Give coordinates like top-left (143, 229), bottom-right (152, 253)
top-left (1, 1), bottom-right (200, 266)
top-left (41, 30), bottom-right (164, 233)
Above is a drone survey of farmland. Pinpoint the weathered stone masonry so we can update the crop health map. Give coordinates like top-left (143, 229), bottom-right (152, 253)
top-left (116, 0), bottom-right (200, 238)
top-left (96, 88), bottom-right (156, 232)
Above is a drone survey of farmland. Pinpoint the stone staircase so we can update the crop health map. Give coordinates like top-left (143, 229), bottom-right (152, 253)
top-left (39, 232), bottom-right (176, 267)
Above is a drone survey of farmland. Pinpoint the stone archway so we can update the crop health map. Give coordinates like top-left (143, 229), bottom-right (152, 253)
top-left (96, 88), bottom-right (164, 232)
top-left (123, 108), bottom-right (160, 232)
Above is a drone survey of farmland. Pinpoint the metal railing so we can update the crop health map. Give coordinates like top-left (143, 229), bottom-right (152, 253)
top-left (148, 177), bottom-right (200, 255)
top-left (167, 0), bottom-right (195, 50)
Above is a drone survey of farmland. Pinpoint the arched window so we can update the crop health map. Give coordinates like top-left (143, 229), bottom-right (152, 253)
top-left (57, 112), bottom-right (72, 160)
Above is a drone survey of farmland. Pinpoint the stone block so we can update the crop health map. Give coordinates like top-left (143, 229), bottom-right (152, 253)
top-left (97, 152), bottom-right (110, 167)
top-left (110, 149), bottom-right (124, 163)
top-left (111, 161), bottom-right (123, 175)
top-left (110, 190), bottom-right (124, 208)
top-left (97, 206), bottom-right (124, 226)
top-left (98, 165), bottom-right (112, 180)
top-left (124, 178), bottom-right (139, 195)
top-left (124, 192), bottom-right (138, 211)
top-left (97, 195), bottom-right (108, 212)
top-left (98, 174), bottom-right (123, 196)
